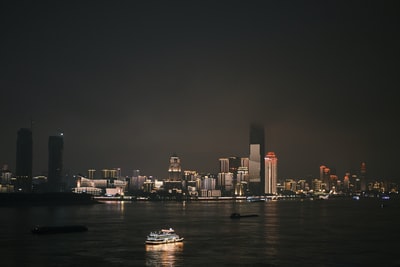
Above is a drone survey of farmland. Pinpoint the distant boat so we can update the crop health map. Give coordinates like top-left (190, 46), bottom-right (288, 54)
top-left (31, 225), bottom-right (88, 235)
top-left (246, 197), bottom-right (265, 202)
top-left (318, 194), bottom-right (329, 200)
top-left (230, 213), bottom-right (259, 219)
top-left (145, 228), bottom-right (184, 245)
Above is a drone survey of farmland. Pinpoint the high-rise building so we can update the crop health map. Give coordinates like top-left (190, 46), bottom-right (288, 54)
top-left (248, 123), bottom-right (265, 195)
top-left (116, 168), bottom-right (122, 179)
top-left (168, 153), bottom-right (182, 181)
top-left (218, 156), bottom-right (241, 195)
top-left (217, 172), bottom-right (234, 193)
top-left (132, 169), bottom-right (140, 179)
top-left (219, 158), bottom-right (229, 173)
top-left (47, 133), bottom-right (64, 192)
top-left (241, 157), bottom-right (249, 169)
top-left (360, 162), bottom-right (367, 191)
top-left (265, 152), bottom-right (278, 194)
top-left (15, 128), bottom-right (33, 192)
top-left (320, 165), bottom-right (331, 191)
top-left (1, 164), bottom-right (13, 192)
top-left (229, 157), bottom-right (241, 174)
top-left (88, 169), bottom-right (96, 179)
top-left (219, 157), bottom-right (241, 175)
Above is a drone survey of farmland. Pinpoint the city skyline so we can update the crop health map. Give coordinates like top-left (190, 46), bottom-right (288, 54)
top-left (1, 1), bottom-right (399, 182)
top-left (2, 124), bottom-right (381, 184)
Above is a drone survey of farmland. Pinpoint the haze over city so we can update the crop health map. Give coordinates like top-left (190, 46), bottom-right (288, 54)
top-left (1, 1), bottom-right (399, 182)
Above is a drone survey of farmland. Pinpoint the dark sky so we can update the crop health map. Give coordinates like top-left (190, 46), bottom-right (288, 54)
top-left (1, 0), bottom-right (399, 181)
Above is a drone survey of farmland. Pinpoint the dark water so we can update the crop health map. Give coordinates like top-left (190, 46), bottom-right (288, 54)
top-left (1, 198), bottom-right (399, 267)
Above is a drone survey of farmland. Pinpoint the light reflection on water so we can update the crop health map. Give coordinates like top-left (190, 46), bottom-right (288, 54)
top-left (263, 202), bottom-right (280, 259)
top-left (145, 243), bottom-right (184, 266)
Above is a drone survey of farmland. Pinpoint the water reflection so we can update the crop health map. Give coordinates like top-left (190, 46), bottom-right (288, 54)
top-left (264, 202), bottom-right (280, 258)
top-left (145, 242), bottom-right (184, 266)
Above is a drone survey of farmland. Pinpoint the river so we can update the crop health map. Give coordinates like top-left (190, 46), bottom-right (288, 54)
top-left (1, 197), bottom-right (399, 266)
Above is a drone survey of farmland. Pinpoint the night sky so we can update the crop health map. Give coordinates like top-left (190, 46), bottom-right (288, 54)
top-left (1, 0), bottom-right (399, 181)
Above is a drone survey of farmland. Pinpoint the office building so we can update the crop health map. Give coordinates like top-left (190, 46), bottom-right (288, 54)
top-left (320, 165), bottom-right (330, 191)
top-left (47, 133), bottom-right (64, 192)
top-left (15, 128), bottom-right (33, 192)
top-left (359, 162), bottom-right (367, 191)
top-left (265, 152), bottom-right (278, 194)
top-left (219, 156), bottom-right (241, 175)
top-left (219, 158), bottom-right (229, 173)
top-left (1, 164), bottom-right (13, 192)
top-left (248, 123), bottom-right (265, 195)
top-left (218, 157), bottom-right (241, 195)
top-left (168, 153), bottom-right (182, 181)
top-left (241, 157), bottom-right (249, 169)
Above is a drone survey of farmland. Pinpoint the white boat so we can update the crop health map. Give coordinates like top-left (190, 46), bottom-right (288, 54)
top-left (318, 194), bottom-right (329, 200)
top-left (145, 228), bottom-right (184, 245)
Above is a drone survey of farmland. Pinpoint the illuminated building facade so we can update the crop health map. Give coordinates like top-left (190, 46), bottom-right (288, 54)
top-left (237, 166), bottom-right (248, 183)
top-left (265, 152), bottom-right (278, 194)
top-left (217, 172), bottom-right (234, 193)
top-left (1, 164), bottom-right (13, 192)
top-left (168, 153), bottom-right (182, 181)
top-left (201, 176), bottom-right (216, 190)
top-left (88, 169), bottom-right (96, 179)
top-left (249, 124), bottom-right (265, 195)
top-left (219, 156), bottom-right (241, 195)
top-left (360, 162), bottom-right (367, 191)
top-left (312, 179), bottom-right (322, 191)
top-left (184, 170), bottom-right (198, 181)
top-left (219, 158), bottom-right (229, 173)
top-left (15, 128), bottom-right (33, 192)
top-left (241, 157), bottom-right (249, 169)
top-left (320, 165), bottom-right (330, 191)
top-left (101, 169), bottom-right (118, 179)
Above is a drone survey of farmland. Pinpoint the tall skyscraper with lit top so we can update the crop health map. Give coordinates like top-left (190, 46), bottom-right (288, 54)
top-left (15, 128), bottom-right (33, 192)
top-left (168, 153), bottom-right (182, 181)
top-left (265, 152), bottom-right (278, 194)
top-left (248, 123), bottom-right (265, 195)
top-left (47, 133), bottom-right (64, 192)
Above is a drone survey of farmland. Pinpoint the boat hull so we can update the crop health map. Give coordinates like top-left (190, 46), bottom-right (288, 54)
top-left (230, 213), bottom-right (259, 219)
top-left (31, 225), bottom-right (88, 234)
top-left (145, 237), bottom-right (184, 245)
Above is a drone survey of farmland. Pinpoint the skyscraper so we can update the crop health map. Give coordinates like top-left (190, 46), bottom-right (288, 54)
top-left (248, 123), bottom-right (265, 195)
top-left (219, 157), bottom-right (241, 174)
top-left (168, 153), bottom-right (182, 181)
top-left (219, 158), bottom-right (229, 173)
top-left (320, 166), bottom-right (331, 192)
top-left (360, 162), bottom-right (367, 191)
top-left (15, 128), bottom-right (33, 192)
top-left (265, 152), bottom-right (278, 194)
top-left (47, 133), bottom-right (64, 192)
